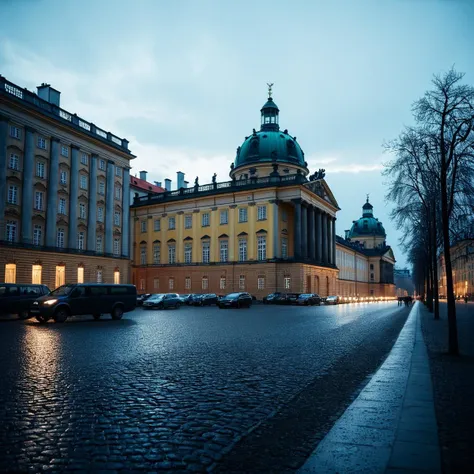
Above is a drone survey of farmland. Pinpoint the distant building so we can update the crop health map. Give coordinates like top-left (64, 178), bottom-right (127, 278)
top-left (394, 268), bottom-right (414, 297)
top-left (0, 75), bottom-right (135, 288)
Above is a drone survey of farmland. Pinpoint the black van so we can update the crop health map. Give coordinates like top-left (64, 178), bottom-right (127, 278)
top-left (30, 284), bottom-right (137, 323)
top-left (0, 283), bottom-right (51, 319)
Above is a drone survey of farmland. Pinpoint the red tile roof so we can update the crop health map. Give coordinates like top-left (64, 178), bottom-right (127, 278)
top-left (130, 176), bottom-right (165, 194)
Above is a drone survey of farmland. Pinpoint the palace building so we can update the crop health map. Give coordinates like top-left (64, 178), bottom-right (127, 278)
top-left (131, 89), bottom-right (396, 298)
top-left (0, 76), bottom-right (134, 288)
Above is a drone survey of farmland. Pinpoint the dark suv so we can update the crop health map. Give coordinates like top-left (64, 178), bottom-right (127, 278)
top-left (217, 292), bottom-right (252, 309)
top-left (0, 283), bottom-right (50, 319)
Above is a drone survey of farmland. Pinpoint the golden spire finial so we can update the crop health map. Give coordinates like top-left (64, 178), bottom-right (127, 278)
top-left (267, 82), bottom-right (274, 99)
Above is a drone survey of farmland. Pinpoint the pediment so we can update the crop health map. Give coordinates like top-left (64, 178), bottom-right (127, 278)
top-left (304, 179), bottom-right (340, 210)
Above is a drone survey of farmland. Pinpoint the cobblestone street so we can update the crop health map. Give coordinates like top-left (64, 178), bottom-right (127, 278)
top-left (0, 302), bottom-right (409, 473)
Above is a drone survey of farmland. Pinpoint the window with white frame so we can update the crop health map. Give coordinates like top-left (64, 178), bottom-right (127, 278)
top-left (61, 145), bottom-right (69, 157)
top-left (239, 275), bottom-right (245, 290)
top-left (257, 205), bottom-right (267, 220)
top-left (32, 264), bottom-right (42, 284)
top-left (98, 207), bottom-right (104, 222)
top-left (284, 276), bottom-right (291, 290)
top-left (257, 276), bottom-right (265, 290)
top-left (4, 264), bottom-right (16, 283)
top-left (55, 265), bottom-right (66, 288)
top-left (79, 203), bottom-right (86, 219)
top-left (202, 213), bottom-right (210, 227)
top-left (80, 175), bottom-right (88, 189)
top-left (168, 244), bottom-right (176, 264)
top-left (140, 246), bottom-right (147, 265)
top-left (169, 278), bottom-right (174, 289)
top-left (7, 185), bottom-right (18, 204)
top-left (114, 238), bottom-right (120, 255)
top-left (114, 211), bottom-right (120, 226)
top-left (37, 137), bottom-right (47, 149)
top-left (153, 243), bottom-right (160, 264)
top-left (34, 191), bottom-right (44, 210)
top-left (202, 276), bottom-right (209, 290)
top-left (184, 214), bottom-right (192, 229)
top-left (115, 186), bottom-right (121, 200)
top-left (96, 235), bottom-right (103, 253)
top-left (281, 237), bottom-right (288, 258)
top-left (238, 238), bottom-right (247, 261)
top-left (185, 277), bottom-right (191, 290)
top-left (220, 277), bottom-right (226, 290)
top-left (36, 161), bottom-right (45, 178)
top-left (220, 209), bottom-right (228, 224)
top-left (168, 216), bottom-right (176, 230)
top-left (9, 153), bottom-right (19, 170)
top-left (6, 221), bottom-right (16, 242)
top-left (184, 242), bottom-right (192, 263)
top-left (56, 228), bottom-right (65, 248)
top-left (154, 219), bottom-right (161, 231)
top-left (97, 269), bottom-right (103, 283)
top-left (220, 240), bottom-right (228, 262)
top-left (78, 231), bottom-right (85, 250)
top-left (9, 126), bottom-right (21, 139)
top-left (115, 167), bottom-right (122, 177)
top-left (81, 153), bottom-right (88, 165)
top-left (140, 279), bottom-right (145, 291)
top-left (141, 220), bottom-right (147, 232)
top-left (257, 235), bottom-right (266, 260)
top-left (99, 181), bottom-right (105, 194)
top-left (58, 198), bottom-right (66, 215)
top-left (153, 278), bottom-right (160, 289)
top-left (33, 224), bottom-right (42, 246)
top-left (202, 241), bottom-right (210, 263)
top-left (60, 171), bottom-right (67, 185)
top-left (238, 208), bottom-right (248, 223)
top-left (99, 159), bottom-right (105, 170)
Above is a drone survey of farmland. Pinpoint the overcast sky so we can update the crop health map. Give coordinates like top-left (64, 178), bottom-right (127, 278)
top-left (1, 0), bottom-right (473, 268)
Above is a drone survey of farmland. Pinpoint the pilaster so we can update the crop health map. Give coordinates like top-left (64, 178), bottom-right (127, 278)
top-left (0, 116), bottom-right (8, 239)
top-left (87, 154), bottom-right (98, 251)
top-left (301, 204), bottom-right (308, 258)
top-left (68, 145), bottom-right (80, 249)
top-left (21, 127), bottom-right (36, 244)
top-left (316, 208), bottom-right (322, 262)
top-left (293, 199), bottom-right (302, 259)
top-left (105, 160), bottom-right (114, 254)
top-left (309, 206), bottom-right (316, 260)
top-left (122, 168), bottom-right (130, 257)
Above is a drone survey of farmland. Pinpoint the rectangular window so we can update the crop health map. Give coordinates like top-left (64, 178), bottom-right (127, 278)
top-left (239, 208), bottom-right (248, 223)
top-left (97, 270), bottom-right (103, 283)
top-left (169, 278), bottom-right (174, 290)
top-left (77, 267), bottom-right (84, 284)
top-left (58, 198), bottom-right (66, 215)
top-left (34, 191), bottom-right (44, 210)
top-left (98, 207), bottom-right (104, 222)
top-left (115, 187), bottom-right (121, 200)
top-left (80, 175), bottom-right (88, 189)
top-left (37, 137), bottom-right (47, 149)
top-left (79, 203), bottom-right (86, 219)
top-left (114, 270), bottom-right (120, 284)
top-left (60, 171), bottom-right (68, 185)
top-left (77, 231), bottom-right (85, 250)
top-left (99, 181), bottom-right (105, 195)
top-left (56, 228), bottom-right (65, 248)
top-left (202, 213), bottom-right (210, 227)
top-left (141, 220), bottom-right (147, 232)
top-left (99, 159), bottom-right (106, 170)
top-left (185, 214), bottom-right (192, 229)
top-left (9, 153), bottom-right (19, 170)
top-left (140, 279), bottom-right (145, 291)
top-left (32, 265), bottom-right (42, 284)
top-left (81, 153), bottom-right (88, 165)
top-left (154, 219), bottom-right (161, 231)
top-left (55, 265), bottom-right (65, 288)
top-left (6, 221), bottom-right (16, 242)
top-left (10, 126), bottom-right (21, 139)
top-left (281, 237), bottom-right (288, 259)
top-left (96, 235), bottom-right (103, 253)
top-left (154, 278), bottom-right (160, 289)
top-left (257, 205), bottom-right (267, 221)
top-left (169, 217), bottom-right (176, 230)
top-left (168, 244), bottom-right (176, 264)
top-left (202, 241), bottom-right (210, 263)
top-left (33, 224), bottom-right (42, 246)
top-left (36, 161), bottom-right (45, 178)
top-left (220, 277), bottom-right (226, 290)
top-left (7, 185), bottom-right (18, 204)
top-left (114, 238), bottom-right (120, 255)
top-left (185, 277), bottom-right (191, 290)
top-left (239, 238), bottom-right (247, 262)
top-left (284, 277), bottom-right (291, 290)
top-left (115, 167), bottom-right (122, 177)
top-left (153, 243), bottom-right (160, 264)
top-left (220, 240), bottom-right (228, 262)
top-left (202, 277), bottom-right (209, 290)
top-left (5, 264), bottom-right (16, 283)
top-left (184, 243), bottom-right (192, 263)
top-left (239, 275), bottom-right (245, 290)
top-left (258, 276), bottom-right (265, 290)
top-left (61, 145), bottom-right (69, 157)
top-left (140, 247), bottom-right (147, 265)
top-left (220, 209), bottom-right (228, 224)
top-left (257, 235), bottom-right (266, 260)
top-left (114, 211), bottom-right (120, 226)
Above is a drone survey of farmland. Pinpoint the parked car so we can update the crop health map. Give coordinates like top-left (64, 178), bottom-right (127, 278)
top-left (143, 293), bottom-right (181, 310)
top-left (193, 293), bottom-right (219, 306)
top-left (30, 284), bottom-right (137, 323)
top-left (0, 283), bottom-right (51, 319)
top-left (297, 293), bottom-right (322, 306)
top-left (137, 293), bottom-right (152, 306)
top-left (217, 292), bottom-right (253, 309)
top-left (179, 294), bottom-right (195, 304)
top-left (263, 293), bottom-right (283, 304)
top-left (325, 295), bottom-right (340, 305)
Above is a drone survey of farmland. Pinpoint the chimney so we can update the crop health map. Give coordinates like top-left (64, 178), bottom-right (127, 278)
top-left (344, 230), bottom-right (350, 240)
top-left (164, 178), bottom-right (171, 192)
top-left (154, 181), bottom-right (162, 188)
top-left (177, 171), bottom-right (185, 189)
top-left (183, 180), bottom-right (189, 189)
top-left (139, 170), bottom-right (147, 181)
top-left (37, 83), bottom-right (61, 107)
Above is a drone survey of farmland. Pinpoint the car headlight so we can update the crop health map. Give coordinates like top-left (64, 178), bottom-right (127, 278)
top-left (43, 299), bottom-right (58, 306)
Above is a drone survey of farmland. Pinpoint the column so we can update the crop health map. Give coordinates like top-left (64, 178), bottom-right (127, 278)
top-left (321, 212), bottom-right (328, 264)
top-left (105, 160), bottom-right (115, 254)
top-left (271, 200), bottom-right (279, 258)
top-left (309, 206), bottom-right (315, 260)
top-left (332, 217), bottom-right (336, 266)
top-left (122, 168), bottom-right (130, 257)
top-left (326, 213), bottom-right (332, 265)
top-left (0, 116), bottom-right (7, 239)
top-left (177, 211), bottom-right (184, 262)
top-left (87, 154), bottom-right (98, 251)
top-left (293, 199), bottom-right (302, 259)
top-left (316, 208), bottom-right (322, 262)
top-left (210, 207), bottom-right (218, 262)
top-left (248, 203), bottom-right (256, 260)
top-left (21, 127), bottom-right (36, 244)
top-left (68, 145), bottom-right (80, 249)
top-left (229, 205), bottom-right (236, 261)
top-left (301, 204), bottom-right (308, 258)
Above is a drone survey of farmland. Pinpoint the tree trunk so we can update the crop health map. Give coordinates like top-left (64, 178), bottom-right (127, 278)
top-left (432, 203), bottom-right (440, 320)
top-left (426, 260), bottom-right (433, 312)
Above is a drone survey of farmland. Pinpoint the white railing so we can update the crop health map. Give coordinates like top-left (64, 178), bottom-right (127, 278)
top-left (59, 109), bottom-right (72, 121)
top-left (78, 119), bottom-right (91, 131)
top-left (5, 83), bottom-right (23, 99)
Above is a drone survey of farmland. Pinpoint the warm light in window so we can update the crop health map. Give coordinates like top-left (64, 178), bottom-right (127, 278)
top-left (114, 271), bottom-right (120, 284)
top-left (55, 266), bottom-right (65, 288)
top-left (32, 265), bottom-right (42, 284)
top-left (77, 267), bottom-right (84, 283)
top-left (5, 264), bottom-right (16, 283)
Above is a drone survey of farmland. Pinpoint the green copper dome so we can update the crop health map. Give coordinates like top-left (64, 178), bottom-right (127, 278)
top-left (347, 199), bottom-right (386, 239)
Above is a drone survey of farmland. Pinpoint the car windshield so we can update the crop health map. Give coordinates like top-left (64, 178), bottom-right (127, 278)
top-left (224, 293), bottom-right (240, 299)
top-left (49, 285), bottom-right (74, 296)
top-left (149, 294), bottom-right (164, 300)
top-left (299, 294), bottom-right (311, 298)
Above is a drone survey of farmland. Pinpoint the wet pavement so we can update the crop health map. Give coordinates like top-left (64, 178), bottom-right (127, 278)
top-left (0, 302), bottom-right (409, 473)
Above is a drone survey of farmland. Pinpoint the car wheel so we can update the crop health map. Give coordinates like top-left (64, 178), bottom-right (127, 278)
top-left (111, 306), bottom-right (124, 320)
top-left (175, 303), bottom-right (181, 309)
top-left (53, 308), bottom-right (69, 323)
top-left (19, 310), bottom-right (30, 320)
top-left (93, 314), bottom-right (101, 320)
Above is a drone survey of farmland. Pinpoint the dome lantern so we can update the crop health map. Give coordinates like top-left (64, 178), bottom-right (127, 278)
top-left (362, 195), bottom-right (374, 218)
top-left (260, 83), bottom-right (279, 132)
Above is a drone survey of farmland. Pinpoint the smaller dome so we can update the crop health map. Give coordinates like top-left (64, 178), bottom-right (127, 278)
top-left (347, 199), bottom-right (386, 239)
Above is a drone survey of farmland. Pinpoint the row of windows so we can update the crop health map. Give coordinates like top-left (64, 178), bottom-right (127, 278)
top-left (3, 263), bottom-right (120, 286)
top-left (142, 206), bottom-right (268, 233)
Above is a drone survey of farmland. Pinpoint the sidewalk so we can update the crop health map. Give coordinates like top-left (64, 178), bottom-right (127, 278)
top-left (298, 302), bottom-right (441, 473)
